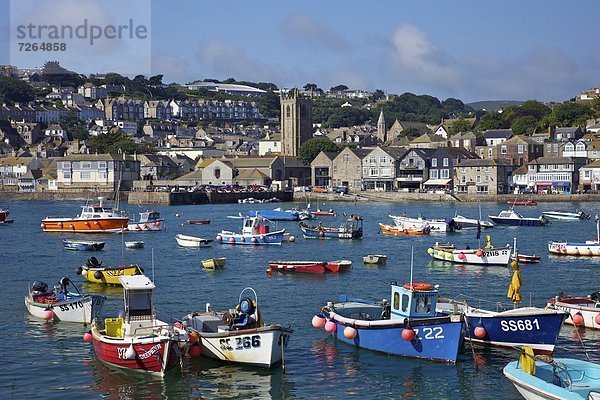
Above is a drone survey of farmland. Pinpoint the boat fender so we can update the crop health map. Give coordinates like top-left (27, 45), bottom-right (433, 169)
top-left (40, 223), bottom-right (45, 229)
top-left (595, 314), bottom-right (600, 326)
top-left (401, 328), bottom-right (415, 341)
top-left (94, 271), bottom-right (102, 280)
top-left (474, 326), bottom-right (486, 338)
top-left (572, 312), bottom-right (584, 325)
top-left (344, 326), bottom-right (358, 339)
top-left (403, 229), bottom-right (408, 234)
top-left (324, 320), bottom-right (337, 332)
top-left (76, 266), bottom-right (83, 275)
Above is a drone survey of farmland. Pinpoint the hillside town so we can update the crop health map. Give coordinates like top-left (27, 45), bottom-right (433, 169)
top-left (1, 64), bottom-right (600, 198)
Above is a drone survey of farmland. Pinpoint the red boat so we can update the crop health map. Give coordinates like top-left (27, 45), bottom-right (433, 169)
top-left (90, 275), bottom-right (188, 376)
top-left (507, 200), bottom-right (537, 206)
top-left (325, 260), bottom-right (352, 272)
top-left (187, 220), bottom-right (211, 225)
top-left (41, 197), bottom-right (128, 233)
top-left (0, 207), bottom-right (13, 224)
top-left (312, 210), bottom-right (336, 217)
top-left (268, 261), bottom-right (326, 274)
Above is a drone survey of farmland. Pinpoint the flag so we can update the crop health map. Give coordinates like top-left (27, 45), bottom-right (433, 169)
top-left (476, 220), bottom-right (481, 240)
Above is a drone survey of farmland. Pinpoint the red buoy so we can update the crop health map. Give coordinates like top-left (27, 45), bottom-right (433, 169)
top-left (402, 328), bottom-right (415, 341)
top-left (572, 313), bottom-right (584, 325)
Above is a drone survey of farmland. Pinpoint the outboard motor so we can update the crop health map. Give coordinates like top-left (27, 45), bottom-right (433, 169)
top-left (591, 291), bottom-right (600, 302)
top-left (58, 277), bottom-right (71, 294)
top-left (32, 281), bottom-right (48, 294)
top-left (87, 257), bottom-right (100, 267)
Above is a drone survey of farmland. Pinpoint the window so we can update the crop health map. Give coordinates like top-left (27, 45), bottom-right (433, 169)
top-left (401, 294), bottom-right (409, 312)
top-left (518, 145), bottom-right (524, 154)
top-left (431, 159), bottom-right (437, 167)
top-left (81, 162), bottom-right (91, 169)
top-left (554, 144), bottom-right (558, 152)
top-left (430, 169), bottom-right (439, 179)
top-left (488, 148), bottom-right (493, 157)
top-left (485, 166), bottom-right (490, 173)
top-left (381, 168), bottom-right (391, 176)
top-left (546, 143), bottom-right (551, 152)
top-left (461, 167), bottom-right (466, 173)
top-left (484, 175), bottom-right (489, 182)
top-left (368, 156), bottom-right (376, 165)
top-left (98, 161), bottom-right (106, 169)
top-left (370, 168), bottom-right (379, 176)
top-left (443, 158), bottom-right (448, 167)
top-left (394, 292), bottom-right (399, 310)
top-left (440, 169), bottom-right (449, 179)
top-left (501, 145), bottom-right (507, 154)
top-left (380, 156), bottom-right (387, 164)
top-left (476, 166), bottom-right (481, 172)
top-left (461, 176), bottom-right (466, 183)
top-left (80, 171), bottom-right (91, 179)
top-left (476, 175), bottom-right (481, 183)
top-left (99, 171), bottom-right (107, 180)
top-left (63, 171), bottom-right (71, 179)
top-left (464, 139), bottom-right (470, 147)
top-left (343, 154), bottom-right (349, 162)
top-left (214, 168), bottom-right (221, 179)
top-left (585, 170), bottom-right (591, 178)
top-left (286, 105), bottom-right (291, 118)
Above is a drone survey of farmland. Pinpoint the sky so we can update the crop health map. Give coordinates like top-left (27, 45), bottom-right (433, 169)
top-left (2, 0), bottom-right (600, 103)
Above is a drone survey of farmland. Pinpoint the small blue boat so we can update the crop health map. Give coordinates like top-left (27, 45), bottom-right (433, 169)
top-left (489, 209), bottom-right (549, 226)
top-left (504, 349), bottom-right (600, 399)
top-left (63, 239), bottom-right (105, 251)
top-left (315, 281), bottom-right (464, 363)
top-left (299, 215), bottom-right (363, 239)
top-left (216, 213), bottom-right (285, 245)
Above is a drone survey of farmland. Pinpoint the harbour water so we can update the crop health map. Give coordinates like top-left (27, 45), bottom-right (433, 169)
top-left (2, 199), bottom-right (600, 399)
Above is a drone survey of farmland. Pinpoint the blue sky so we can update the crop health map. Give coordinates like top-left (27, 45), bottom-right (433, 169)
top-left (2, 0), bottom-right (600, 103)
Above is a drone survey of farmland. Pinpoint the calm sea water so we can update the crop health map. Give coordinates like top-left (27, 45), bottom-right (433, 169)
top-left (2, 199), bottom-right (600, 399)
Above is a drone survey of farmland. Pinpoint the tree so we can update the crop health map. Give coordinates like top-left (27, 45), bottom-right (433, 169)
top-left (330, 85), bottom-right (348, 92)
top-left (42, 61), bottom-right (84, 87)
top-left (90, 130), bottom-right (152, 154)
top-left (304, 83), bottom-right (318, 91)
top-left (372, 89), bottom-right (385, 101)
top-left (549, 102), bottom-right (594, 127)
top-left (60, 111), bottom-right (89, 140)
top-left (255, 90), bottom-right (280, 119)
top-left (0, 76), bottom-right (35, 104)
top-left (298, 137), bottom-right (340, 165)
top-left (511, 116), bottom-right (539, 135)
top-left (449, 118), bottom-right (472, 134)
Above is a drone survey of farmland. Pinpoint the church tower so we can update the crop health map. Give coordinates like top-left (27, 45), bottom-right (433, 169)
top-left (280, 89), bottom-right (312, 156)
top-left (377, 110), bottom-right (386, 143)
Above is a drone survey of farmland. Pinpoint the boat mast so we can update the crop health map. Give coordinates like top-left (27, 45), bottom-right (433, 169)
top-left (409, 247), bottom-right (414, 288)
top-left (596, 215), bottom-right (599, 243)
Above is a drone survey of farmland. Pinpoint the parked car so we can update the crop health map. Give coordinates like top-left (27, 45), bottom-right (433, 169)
top-left (312, 186), bottom-right (328, 193)
top-left (333, 186), bottom-right (348, 194)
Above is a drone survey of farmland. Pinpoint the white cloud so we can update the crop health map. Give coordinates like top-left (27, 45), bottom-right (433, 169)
top-left (390, 24), bottom-right (461, 89)
top-left (282, 13), bottom-right (347, 51)
top-left (151, 53), bottom-right (192, 84)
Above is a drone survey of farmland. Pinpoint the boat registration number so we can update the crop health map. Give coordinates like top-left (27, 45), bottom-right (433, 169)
top-left (220, 335), bottom-right (261, 351)
top-left (483, 250), bottom-right (509, 257)
top-left (413, 326), bottom-right (444, 340)
top-left (58, 301), bottom-right (83, 312)
top-left (500, 319), bottom-right (540, 332)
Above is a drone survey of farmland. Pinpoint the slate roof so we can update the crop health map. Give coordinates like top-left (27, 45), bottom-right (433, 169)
top-left (483, 129), bottom-right (513, 139)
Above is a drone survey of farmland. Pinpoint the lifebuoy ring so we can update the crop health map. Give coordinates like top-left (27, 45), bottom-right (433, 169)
top-left (403, 283), bottom-right (434, 291)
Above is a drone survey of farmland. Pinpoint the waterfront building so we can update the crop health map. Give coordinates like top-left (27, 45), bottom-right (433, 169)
top-left (280, 89), bottom-right (312, 157)
top-left (454, 158), bottom-right (513, 195)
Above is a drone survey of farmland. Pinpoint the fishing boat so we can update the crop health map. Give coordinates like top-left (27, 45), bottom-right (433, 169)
top-left (175, 234), bottom-right (213, 248)
top-left (546, 291), bottom-right (600, 329)
top-left (548, 215), bottom-right (600, 256)
top-left (452, 215), bottom-right (494, 230)
top-left (181, 287), bottom-right (293, 368)
top-left (507, 199), bottom-right (537, 206)
top-left (541, 210), bottom-right (589, 220)
top-left (126, 210), bottom-right (164, 232)
top-left (187, 219), bottom-right (211, 225)
top-left (299, 215), bottom-right (363, 240)
top-left (379, 222), bottom-right (429, 235)
top-left (0, 206), bottom-right (13, 224)
top-left (247, 208), bottom-right (299, 221)
top-left (315, 280), bottom-right (464, 363)
top-left (25, 277), bottom-right (106, 323)
top-left (313, 209), bottom-right (336, 217)
top-left (63, 239), bottom-right (105, 251)
top-left (503, 348), bottom-right (600, 400)
top-left (267, 261), bottom-right (326, 274)
top-left (216, 213), bottom-right (286, 245)
top-left (90, 275), bottom-right (189, 376)
top-left (363, 254), bottom-right (387, 264)
top-left (41, 197), bottom-right (129, 233)
top-left (427, 236), bottom-right (512, 266)
top-left (489, 209), bottom-right (549, 226)
top-left (76, 257), bottom-right (144, 285)
top-left (202, 257), bottom-right (227, 269)
top-left (389, 214), bottom-right (457, 233)
top-left (124, 241), bottom-right (144, 249)
top-left (325, 260), bottom-right (352, 272)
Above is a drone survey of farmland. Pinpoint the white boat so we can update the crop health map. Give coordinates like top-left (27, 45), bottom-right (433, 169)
top-left (548, 216), bottom-right (600, 256)
top-left (175, 234), bottom-right (213, 248)
top-left (504, 350), bottom-right (600, 400)
top-left (126, 210), bottom-right (164, 231)
top-left (452, 214), bottom-right (494, 229)
top-left (427, 242), bottom-right (512, 265)
top-left (25, 277), bottom-right (106, 323)
top-left (546, 292), bottom-right (600, 329)
top-left (541, 210), bottom-right (589, 220)
top-left (489, 209), bottom-right (548, 226)
top-left (125, 241), bottom-right (145, 249)
top-left (389, 214), bottom-right (456, 233)
top-left (181, 288), bottom-right (293, 368)
top-left (363, 254), bottom-right (387, 264)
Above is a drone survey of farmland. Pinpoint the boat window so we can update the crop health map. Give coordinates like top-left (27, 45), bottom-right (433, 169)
top-left (127, 290), bottom-right (153, 316)
top-left (415, 296), bottom-right (431, 314)
top-left (393, 292), bottom-right (399, 310)
top-left (401, 294), bottom-right (409, 312)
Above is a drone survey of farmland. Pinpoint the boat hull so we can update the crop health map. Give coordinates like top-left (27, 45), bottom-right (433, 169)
top-left (217, 230), bottom-right (285, 245)
top-left (126, 221), bottom-right (163, 231)
top-left (363, 255), bottom-right (387, 264)
top-left (25, 294), bottom-right (106, 323)
top-left (452, 216), bottom-right (494, 230)
top-left (325, 260), bottom-right (352, 272)
top-left (463, 311), bottom-right (566, 354)
top-left (326, 312), bottom-right (463, 363)
top-left (429, 246), bottom-right (512, 265)
top-left (389, 215), bottom-right (451, 232)
top-left (379, 223), bottom-right (428, 235)
top-left (63, 240), bottom-right (105, 251)
top-left (91, 325), bottom-right (181, 376)
top-left (193, 326), bottom-right (293, 367)
top-left (547, 297), bottom-right (600, 329)
top-left (176, 234), bottom-right (213, 248)
top-left (268, 261), bottom-right (326, 274)
top-left (41, 218), bottom-right (128, 233)
top-left (81, 265), bottom-right (144, 285)
top-left (202, 258), bottom-right (226, 269)
top-left (299, 224), bottom-right (362, 239)
top-left (548, 241), bottom-right (600, 256)
top-left (488, 216), bottom-right (546, 226)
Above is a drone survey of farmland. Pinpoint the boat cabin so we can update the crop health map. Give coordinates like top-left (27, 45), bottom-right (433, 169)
top-left (497, 210), bottom-right (524, 219)
top-left (138, 211), bottom-right (161, 223)
top-left (389, 282), bottom-right (438, 320)
top-left (242, 215), bottom-right (269, 236)
top-left (80, 197), bottom-right (123, 218)
top-left (118, 275), bottom-right (156, 336)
